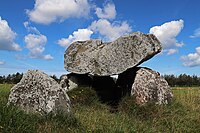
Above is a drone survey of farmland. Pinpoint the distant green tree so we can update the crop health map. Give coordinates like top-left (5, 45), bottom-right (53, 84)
top-left (0, 76), bottom-right (6, 84)
top-left (6, 74), bottom-right (12, 84)
top-left (13, 72), bottom-right (23, 84)
top-left (1, 72), bottom-right (23, 84)
top-left (163, 74), bottom-right (177, 87)
top-left (163, 74), bottom-right (200, 87)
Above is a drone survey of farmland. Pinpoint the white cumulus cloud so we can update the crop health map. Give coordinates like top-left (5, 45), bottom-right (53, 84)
top-left (23, 21), bottom-right (40, 34)
top-left (0, 17), bottom-right (21, 51)
top-left (95, 3), bottom-right (116, 20)
top-left (24, 34), bottom-right (53, 60)
top-left (89, 19), bottom-right (132, 41)
top-left (190, 28), bottom-right (200, 38)
top-left (149, 19), bottom-right (184, 54)
top-left (57, 29), bottom-right (93, 47)
top-left (57, 2), bottom-right (131, 47)
top-left (0, 61), bottom-right (5, 65)
top-left (167, 49), bottom-right (178, 55)
top-left (181, 47), bottom-right (200, 67)
top-left (27, 0), bottom-right (91, 24)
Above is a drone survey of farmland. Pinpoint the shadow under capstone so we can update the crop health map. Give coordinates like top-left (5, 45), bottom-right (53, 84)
top-left (67, 73), bottom-right (93, 87)
top-left (91, 76), bottom-right (122, 109)
top-left (116, 67), bottom-right (140, 97)
top-left (66, 69), bottom-right (140, 110)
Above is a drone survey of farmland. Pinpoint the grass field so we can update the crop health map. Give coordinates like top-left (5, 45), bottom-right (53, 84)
top-left (0, 84), bottom-right (200, 133)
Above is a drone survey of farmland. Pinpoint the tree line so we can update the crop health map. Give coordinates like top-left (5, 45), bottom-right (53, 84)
top-left (162, 74), bottom-right (200, 87)
top-left (0, 72), bottom-right (200, 87)
top-left (0, 72), bottom-right (59, 84)
top-left (0, 72), bottom-right (23, 84)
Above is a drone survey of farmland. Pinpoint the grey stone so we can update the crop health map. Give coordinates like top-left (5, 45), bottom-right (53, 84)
top-left (131, 67), bottom-right (173, 105)
top-left (8, 70), bottom-right (71, 115)
top-left (60, 73), bottom-right (93, 92)
top-left (60, 74), bottom-right (69, 91)
top-left (60, 74), bottom-right (78, 92)
top-left (64, 32), bottom-right (162, 76)
top-left (68, 77), bottom-right (78, 91)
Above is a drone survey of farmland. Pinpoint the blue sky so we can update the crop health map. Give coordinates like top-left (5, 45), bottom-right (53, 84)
top-left (0, 0), bottom-right (200, 77)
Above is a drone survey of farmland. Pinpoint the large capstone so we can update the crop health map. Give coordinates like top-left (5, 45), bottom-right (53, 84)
top-left (131, 67), bottom-right (173, 105)
top-left (64, 32), bottom-right (162, 76)
top-left (8, 70), bottom-right (71, 115)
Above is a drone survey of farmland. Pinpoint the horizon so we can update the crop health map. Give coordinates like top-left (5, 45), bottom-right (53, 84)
top-left (0, 0), bottom-right (200, 77)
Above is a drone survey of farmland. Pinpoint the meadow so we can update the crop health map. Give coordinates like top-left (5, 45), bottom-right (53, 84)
top-left (0, 84), bottom-right (200, 133)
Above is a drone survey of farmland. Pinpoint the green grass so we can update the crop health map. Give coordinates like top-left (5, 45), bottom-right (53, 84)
top-left (0, 84), bottom-right (81, 133)
top-left (1, 84), bottom-right (200, 132)
top-left (0, 84), bottom-right (14, 103)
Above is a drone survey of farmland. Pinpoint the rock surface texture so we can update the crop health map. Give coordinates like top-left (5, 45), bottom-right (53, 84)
top-left (131, 67), bottom-right (173, 105)
top-left (60, 73), bottom-right (93, 92)
top-left (8, 70), bottom-right (71, 115)
top-left (60, 74), bottom-right (69, 91)
top-left (64, 32), bottom-right (162, 76)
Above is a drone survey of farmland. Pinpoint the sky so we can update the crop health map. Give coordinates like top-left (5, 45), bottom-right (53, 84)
top-left (0, 0), bottom-right (200, 77)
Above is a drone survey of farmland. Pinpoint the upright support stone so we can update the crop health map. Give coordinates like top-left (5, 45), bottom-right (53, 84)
top-left (131, 67), bottom-right (173, 105)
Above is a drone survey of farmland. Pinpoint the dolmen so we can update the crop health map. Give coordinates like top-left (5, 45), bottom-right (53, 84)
top-left (63, 32), bottom-right (173, 105)
top-left (7, 31), bottom-right (173, 115)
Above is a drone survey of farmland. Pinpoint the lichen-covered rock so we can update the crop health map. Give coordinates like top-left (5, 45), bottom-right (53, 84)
top-left (131, 67), bottom-right (173, 105)
top-left (64, 32), bottom-right (162, 76)
top-left (60, 73), bottom-right (92, 92)
top-left (60, 74), bottom-right (69, 91)
top-left (8, 70), bottom-right (71, 115)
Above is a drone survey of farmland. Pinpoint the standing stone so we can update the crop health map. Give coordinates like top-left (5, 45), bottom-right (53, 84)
top-left (64, 32), bottom-right (162, 76)
top-left (8, 70), bottom-right (71, 115)
top-left (131, 67), bottom-right (173, 105)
